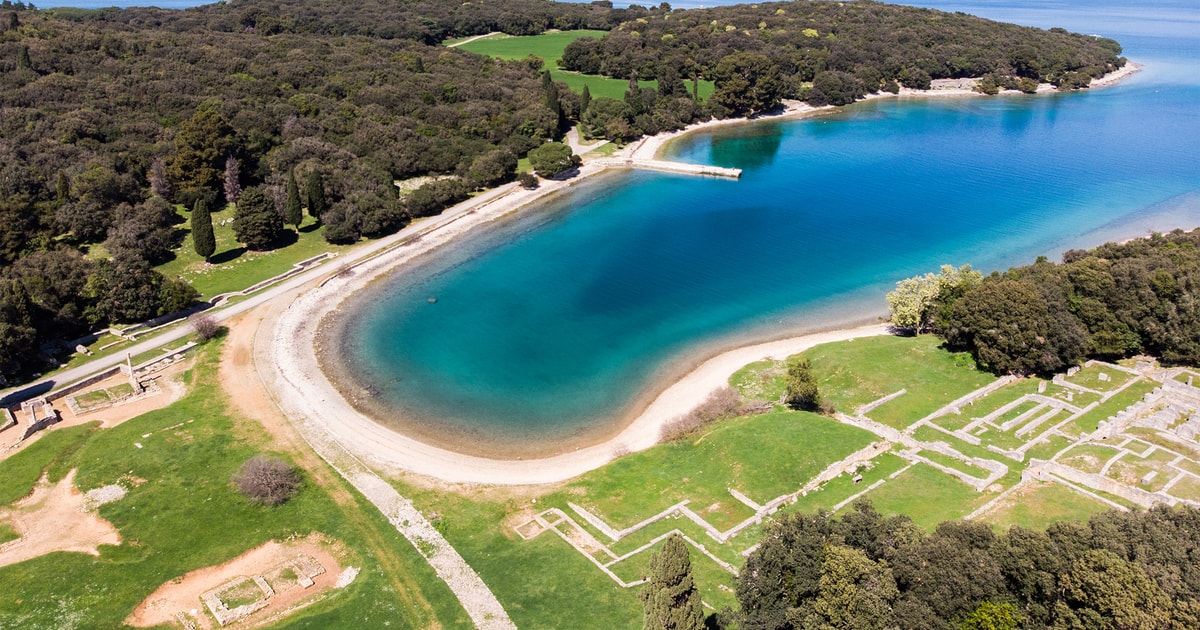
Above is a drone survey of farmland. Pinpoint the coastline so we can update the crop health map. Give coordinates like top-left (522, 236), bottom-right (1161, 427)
top-left (258, 61), bottom-right (1144, 485)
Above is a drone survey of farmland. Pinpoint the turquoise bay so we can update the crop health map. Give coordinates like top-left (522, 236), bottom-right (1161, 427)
top-left (334, 0), bottom-right (1200, 454)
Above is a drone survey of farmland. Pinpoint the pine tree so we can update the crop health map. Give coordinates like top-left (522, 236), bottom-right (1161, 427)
top-left (580, 84), bottom-right (592, 117)
top-left (304, 170), bottom-right (326, 221)
top-left (641, 534), bottom-right (704, 630)
top-left (233, 186), bottom-right (282, 250)
top-left (285, 170), bottom-right (302, 230)
top-left (191, 198), bottom-right (215, 261)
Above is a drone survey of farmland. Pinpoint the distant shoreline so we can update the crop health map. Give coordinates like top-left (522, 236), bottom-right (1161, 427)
top-left (259, 61), bottom-right (1145, 484)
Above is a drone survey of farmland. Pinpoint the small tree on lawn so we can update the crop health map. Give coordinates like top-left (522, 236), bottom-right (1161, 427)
top-left (233, 454), bottom-right (301, 506)
top-left (785, 359), bottom-right (822, 411)
top-left (641, 534), bottom-right (704, 630)
top-left (191, 197), bottom-right (215, 261)
top-left (285, 169), bottom-right (303, 230)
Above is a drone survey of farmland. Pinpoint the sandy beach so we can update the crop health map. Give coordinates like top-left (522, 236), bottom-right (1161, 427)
top-left (256, 62), bottom-right (1141, 485)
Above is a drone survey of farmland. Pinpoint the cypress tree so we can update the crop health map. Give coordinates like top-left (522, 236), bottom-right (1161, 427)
top-left (580, 84), bottom-right (592, 117)
top-left (285, 170), bottom-right (302, 230)
top-left (641, 534), bottom-right (704, 630)
top-left (542, 70), bottom-right (563, 131)
top-left (16, 44), bottom-right (30, 71)
top-left (305, 170), bottom-right (326, 221)
top-left (191, 198), bottom-right (215, 261)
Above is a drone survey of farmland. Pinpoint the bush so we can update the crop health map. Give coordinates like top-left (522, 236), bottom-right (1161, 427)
top-left (188, 312), bottom-right (221, 340)
top-left (233, 455), bottom-right (301, 506)
top-left (784, 359), bottom-right (822, 412)
top-left (661, 386), bottom-right (746, 441)
top-left (517, 172), bottom-right (539, 189)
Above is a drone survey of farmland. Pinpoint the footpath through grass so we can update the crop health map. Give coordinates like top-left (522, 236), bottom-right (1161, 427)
top-left (0, 342), bottom-right (469, 629)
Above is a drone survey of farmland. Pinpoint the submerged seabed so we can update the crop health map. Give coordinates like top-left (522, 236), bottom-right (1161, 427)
top-left (328, 0), bottom-right (1200, 457)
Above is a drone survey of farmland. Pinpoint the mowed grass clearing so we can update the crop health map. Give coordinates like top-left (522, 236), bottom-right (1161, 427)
top-left (0, 343), bottom-right (469, 629)
top-left (979, 481), bottom-right (1113, 530)
top-left (732, 334), bottom-right (996, 430)
top-left (854, 463), bottom-right (981, 530)
top-left (155, 205), bottom-right (346, 300)
top-left (453, 30), bottom-right (715, 100)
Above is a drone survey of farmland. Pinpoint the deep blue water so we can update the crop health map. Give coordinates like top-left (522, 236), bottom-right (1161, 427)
top-left (334, 0), bottom-right (1200, 453)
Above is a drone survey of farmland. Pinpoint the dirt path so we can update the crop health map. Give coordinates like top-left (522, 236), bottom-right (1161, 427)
top-left (247, 301), bottom-right (516, 628)
top-left (219, 310), bottom-right (443, 625)
top-left (0, 470), bottom-right (121, 569)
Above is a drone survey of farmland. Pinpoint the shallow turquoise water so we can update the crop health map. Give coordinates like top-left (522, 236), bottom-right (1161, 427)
top-left (336, 0), bottom-right (1200, 451)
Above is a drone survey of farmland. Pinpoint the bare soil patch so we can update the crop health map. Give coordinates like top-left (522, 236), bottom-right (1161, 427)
top-left (0, 469), bottom-right (122, 568)
top-left (126, 533), bottom-right (345, 630)
top-left (1, 360), bottom-right (191, 461)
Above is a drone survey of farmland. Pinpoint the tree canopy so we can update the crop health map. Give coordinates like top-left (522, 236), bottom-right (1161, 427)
top-left (736, 501), bottom-right (1200, 630)
top-left (897, 230), bottom-right (1200, 375)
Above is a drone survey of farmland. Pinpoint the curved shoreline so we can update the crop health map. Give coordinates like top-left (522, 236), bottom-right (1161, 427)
top-left (258, 62), bottom-right (1141, 484)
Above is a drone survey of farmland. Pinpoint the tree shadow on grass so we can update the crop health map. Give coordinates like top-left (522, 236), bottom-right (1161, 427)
top-left (298, 222), bottom-right (321, 234)
top-left (208, 247), bottom-right (247, 264)
top-left (273, 230), bottom-right (299, 248)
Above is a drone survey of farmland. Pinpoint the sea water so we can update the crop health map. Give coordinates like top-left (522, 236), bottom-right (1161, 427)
top-left (346, 1), bottom-right (1200, 452)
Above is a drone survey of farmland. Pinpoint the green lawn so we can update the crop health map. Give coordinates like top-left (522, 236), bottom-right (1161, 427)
top-left (858, 463), bottom-right (981, 530)
top-left (1065, 364), bottom-right (1135, 392)
top-left (394, 484), bottom-right (644, 630)
top-left (454, 30), bottom-right (715, 100)
top-left (1062, 379), bottom-right (1158, 437)
top-left (156, 205), bottom-right (346, 299)
top-left (981, 481), bottom-right (1112, 531)
top-left (0, 342), bottom-right (469, 629)
top-left (801, 335), bottom-right (996, 429)
top-left (565, 410), bottom-right (876, 531)
top-left (393, 409), bottom-right (877, 627)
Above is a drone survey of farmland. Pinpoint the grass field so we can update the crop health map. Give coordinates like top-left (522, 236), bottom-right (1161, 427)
top-left (0, 343), bottom-right (469, 629)
top-left (732, 335), bottom-right (995, 429)
top-left (452, 30), bottom-right (715, 100)
top-left (980, 481), bottom-right (1111, 530)
top-left (858, 463), bottom-right (981, 529)
top-left (155, 206), bottom-right (346, 300)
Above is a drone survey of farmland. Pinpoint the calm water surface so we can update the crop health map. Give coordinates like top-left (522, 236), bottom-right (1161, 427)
top-left (335, 0), bottom-right (1200, 452)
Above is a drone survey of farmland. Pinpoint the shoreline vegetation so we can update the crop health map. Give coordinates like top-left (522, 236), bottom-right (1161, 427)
top-left (262, 62), bottom-right (1149, 484)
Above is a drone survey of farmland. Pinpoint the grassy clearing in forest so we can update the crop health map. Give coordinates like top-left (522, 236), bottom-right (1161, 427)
top-left (155, 206), bottom-right (346, 300)
top-left (454, 30), bottom-right (715, 100)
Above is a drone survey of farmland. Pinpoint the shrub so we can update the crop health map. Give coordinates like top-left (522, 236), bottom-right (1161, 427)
top-left (233, 455), bottom-right (301, 506)
top-left (784, 359), bottom-right (822, 412)
top-left (188, 312), bottom-right (221, 340)
top-left (662, 386), bottom-right (746, 441)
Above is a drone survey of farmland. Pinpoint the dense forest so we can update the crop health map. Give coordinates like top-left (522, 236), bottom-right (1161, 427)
top-left (0, 0), bottom-right (1127, 382)
top-left (733, 500), bottom-right (1200, 629)
top-left (559, 0), bottom-right (1125, 112)
top-left (889, 230), bottom-right (1200, 375)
